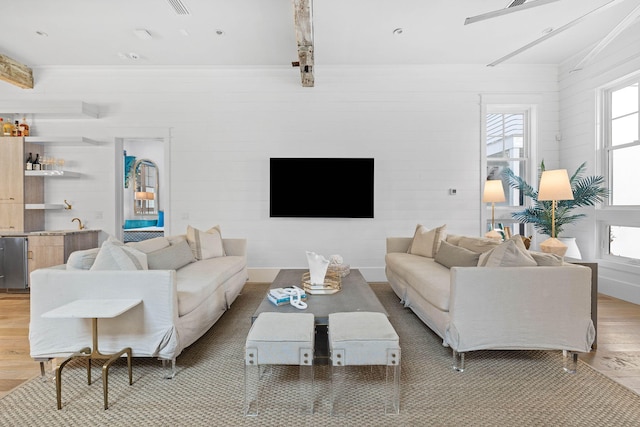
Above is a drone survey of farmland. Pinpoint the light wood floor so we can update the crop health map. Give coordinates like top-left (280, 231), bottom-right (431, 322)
top-left (2, 289), bottom-right (640, 399)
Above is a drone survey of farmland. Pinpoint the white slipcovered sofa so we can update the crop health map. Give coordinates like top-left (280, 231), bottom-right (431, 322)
top-left (29, 226), bottom-right (248, 377)
top-left (385, 224), bottom-right (595, 371)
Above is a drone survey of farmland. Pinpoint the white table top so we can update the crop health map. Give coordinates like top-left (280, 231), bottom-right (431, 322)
top-left (42, 299), bottom-right (142, 319)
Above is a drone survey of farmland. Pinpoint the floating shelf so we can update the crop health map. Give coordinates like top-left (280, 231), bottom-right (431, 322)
top-left (0, 100), bottom-right (99, 118)
top-left (25, 170), bottom-right (80, 178)
top-left (25, 204), bottom-right (64, 210)
top-left (25, 136), bottom-right (99, 145)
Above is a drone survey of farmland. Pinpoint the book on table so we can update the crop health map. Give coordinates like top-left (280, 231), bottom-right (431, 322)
top-left (268, 286), bottom-right (307, 306)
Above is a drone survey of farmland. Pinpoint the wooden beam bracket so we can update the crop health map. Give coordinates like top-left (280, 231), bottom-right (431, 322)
top-left (0, 54), bottom-right (34, 89)
top-left (292, 0), bottom-right (314, 87)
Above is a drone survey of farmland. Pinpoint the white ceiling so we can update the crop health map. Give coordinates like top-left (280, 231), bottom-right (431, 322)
top-left (1, 0), bottom-right (639, 68)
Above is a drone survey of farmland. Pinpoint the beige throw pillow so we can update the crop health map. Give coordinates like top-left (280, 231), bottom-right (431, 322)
top-left (147, 240), bottom-right (196, 270)
top-left (126, 236), bottom-right (170, 254)
top-left (408, 224), bottom-right (447, 258)
top-left (530, 251), bottom-right (564, 266)
top-left (458, 236), bottom-right (501, 254)
top-left (478, 235), bottom-right (537, 267)
top-left (186, 225), bottom-right (225, 260)
top-left (434, 240), bottom-right (480, 268)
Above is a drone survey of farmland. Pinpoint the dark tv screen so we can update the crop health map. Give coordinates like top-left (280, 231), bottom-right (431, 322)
top-left (270, 158), bottom-right (374, 218)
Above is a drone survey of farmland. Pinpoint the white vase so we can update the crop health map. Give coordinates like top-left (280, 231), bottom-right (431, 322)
top-left (559, 237), bottom-right (582, 260)
top-left (306, 251), bottom-right (330, 285)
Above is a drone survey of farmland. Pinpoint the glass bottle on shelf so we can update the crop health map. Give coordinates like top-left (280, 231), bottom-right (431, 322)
top-left (25, 152), bottom-right (33, 170)
top-left (18, 117), bottom-right (29, 137)
top-left (33, 153), bottom-right (41, 170)
top-left (12, 120), bottom-right (21, 137)
top-left (2, 119), bottom-right (13, 136)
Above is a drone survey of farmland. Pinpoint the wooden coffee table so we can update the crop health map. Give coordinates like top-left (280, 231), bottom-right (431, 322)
top-left (251, 269), bottom-right (387, 362)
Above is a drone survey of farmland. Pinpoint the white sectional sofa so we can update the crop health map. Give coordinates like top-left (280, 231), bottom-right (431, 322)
top-left (385, 224), bottom-right (595, 371)
top-left (29, 226), bottom-right (248, 377)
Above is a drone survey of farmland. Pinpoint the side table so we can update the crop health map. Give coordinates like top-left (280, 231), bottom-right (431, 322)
top-left (569, 262), bottom-right (598, 349)
top-left (42, 298), bottom-right (142, 410)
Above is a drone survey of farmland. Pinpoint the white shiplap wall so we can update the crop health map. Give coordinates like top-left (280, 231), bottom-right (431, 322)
top-left (558, 20), bottom-right (640, 304)
top-left (0, 64), bottom-right (559, 281)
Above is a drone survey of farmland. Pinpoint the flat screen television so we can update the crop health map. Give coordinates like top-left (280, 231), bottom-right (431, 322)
top-left (270, 157), bottom-right (374, 218)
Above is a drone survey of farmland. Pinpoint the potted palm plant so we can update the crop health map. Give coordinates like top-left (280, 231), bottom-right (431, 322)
top-left (502, 161), bottom-right (608, 253)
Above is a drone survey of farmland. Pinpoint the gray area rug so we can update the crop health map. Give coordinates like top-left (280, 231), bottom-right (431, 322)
top-left (1, 282), bottom-right (639, 426)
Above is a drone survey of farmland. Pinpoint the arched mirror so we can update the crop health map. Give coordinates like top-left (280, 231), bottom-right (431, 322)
top-left (133, 159), bottom-right (159, 216)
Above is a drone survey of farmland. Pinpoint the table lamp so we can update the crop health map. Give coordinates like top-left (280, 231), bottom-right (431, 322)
top-left (483, 179), bottom-right (505, 241)
top-left (537, 169), bottom-right (574, 256)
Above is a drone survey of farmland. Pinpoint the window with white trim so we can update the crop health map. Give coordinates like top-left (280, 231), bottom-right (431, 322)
top-left (485, 108), bottom-right (532, 237)
top-left (600, 75), bottom-right (640, 264)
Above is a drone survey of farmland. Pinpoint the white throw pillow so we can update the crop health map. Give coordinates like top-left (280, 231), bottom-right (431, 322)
top-left (90, 241), bottom-right (148, 271)
top-left (408, 224), bottom-right (447, 258)
top-left (478, 235), bottom-right (537, 267)
top-left (66, 247), bottom-right (101, 270)
top-left (186, 225), bottom-right (225, 260)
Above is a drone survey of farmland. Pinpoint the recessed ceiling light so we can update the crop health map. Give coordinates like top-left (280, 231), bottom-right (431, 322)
top-left (392, 28), bottom-right (404, 35)
top-left (35, 31), bottom-right (48, 37)
top-left (134, 29), bottom-right (153, 40)
top-left (128, 52), bottom-right (141, 60)
top-left (215, 29), bottom-right (225, 36)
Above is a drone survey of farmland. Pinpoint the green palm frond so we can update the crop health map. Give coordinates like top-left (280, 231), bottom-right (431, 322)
top-left (501, 161), bottom-right (609, 237)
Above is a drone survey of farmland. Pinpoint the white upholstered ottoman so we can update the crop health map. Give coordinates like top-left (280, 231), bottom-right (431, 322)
top-left (328, 311), bottom-right (401, 415)
top-left (244, 312), bottom-right (315, 416)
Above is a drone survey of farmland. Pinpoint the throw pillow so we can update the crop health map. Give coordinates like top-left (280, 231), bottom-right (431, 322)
top-left (434, 240), bottom-right (481, 268)
top-left (478, 235), bottom-right (537, 268)
top-left (530, 251), bottom-right (564, 266)
top-left (458, 236), bottom-right (501, 254)
top-left (147, 240), bottom-right (196, 270)
top-left (126, 236), bottom-right (170, 254)
top-left (186, 225), bottom-right (225, 260)
top-left (408, 224), bottom-right (447, 258)
top-left (90, 241), bottom-right (148, 271)
top-left (66, 247), bottom-right (101, 270)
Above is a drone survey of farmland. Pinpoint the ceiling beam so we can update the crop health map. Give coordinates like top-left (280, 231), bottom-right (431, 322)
top-left (571, 1), bottom-right (640, 72)
top-left (292, 0), bottom-right (314, 87)
top-left (0, 54), bottom-right (33, 89)
top-left (464, 0), bottom-right (561, 26)
top-left (487, 0), bottom-right (624, 67)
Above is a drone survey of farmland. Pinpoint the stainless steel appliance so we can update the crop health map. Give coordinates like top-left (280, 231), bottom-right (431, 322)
top-left (0, 237), bottom-right (28, 289)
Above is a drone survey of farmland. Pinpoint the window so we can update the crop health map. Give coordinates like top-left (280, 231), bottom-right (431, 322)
top-left (600, 75), bottom-right (640, 263)
top-left (485, 109), bottom-right (532, 236)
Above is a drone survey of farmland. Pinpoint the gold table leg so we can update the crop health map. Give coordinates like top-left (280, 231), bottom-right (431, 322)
top-left (55, 318), bottom-right (134, 410)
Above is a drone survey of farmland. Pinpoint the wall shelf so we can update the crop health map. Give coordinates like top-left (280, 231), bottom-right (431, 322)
top-left (25, 170), bottom-right (80, 178)
top-left (0, 101), bottom-right (99, 119)
top-left (25, 204), bottom-right (64, 210)
top-left (25, 136), bottom-right (99, 145)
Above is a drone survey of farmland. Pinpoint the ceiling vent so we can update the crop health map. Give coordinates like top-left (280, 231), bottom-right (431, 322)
top-left (166, 0), bottom-right (190, 15)
top-left (507, 0), bottom-right (527, 7)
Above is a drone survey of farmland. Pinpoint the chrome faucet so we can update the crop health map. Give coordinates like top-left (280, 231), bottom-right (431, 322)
top-left (71, 218), bottom-right (85, 230)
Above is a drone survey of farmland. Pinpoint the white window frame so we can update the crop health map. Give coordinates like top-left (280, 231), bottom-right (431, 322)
top-left (481, 103), bottom-right (537, 238)
top-left (597, 72), bottom-right (640, 267)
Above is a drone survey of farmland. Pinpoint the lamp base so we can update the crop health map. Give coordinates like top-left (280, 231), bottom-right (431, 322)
top-left (539, 237), bottom-right (568, 257)
top-left (484, 229), bottom-right (502, 241)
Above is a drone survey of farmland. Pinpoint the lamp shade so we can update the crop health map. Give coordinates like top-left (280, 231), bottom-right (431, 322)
top-left (135, 191), bottom-right (155, 200)
top-left (482, 180), bottom-right (506, 203)
top-left (538, 169), bottom-right (574, 201)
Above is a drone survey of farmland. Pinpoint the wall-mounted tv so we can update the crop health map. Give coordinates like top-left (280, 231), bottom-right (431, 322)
top-left (270, 157), bottom-right (374, 218)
